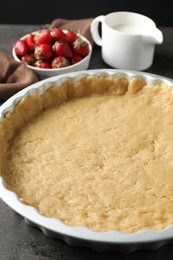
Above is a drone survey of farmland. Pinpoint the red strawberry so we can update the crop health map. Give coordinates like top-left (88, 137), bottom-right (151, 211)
top-left (14, 39), bottom-right (29, 57)
top-left (34, 43), bottom-right (53, 60)
top-left (52, 41), bottom-right (72, 58)
top-left (35, 60), bottom-right (52, 69)
top-left (71, 53), bottom-right (82, 64)
top-left (65, 30), bottom-right (77, 43)
top-left (73, 37), bottom-right (89, 57)
top-left (50, 28), bottom-right (68, 42)
top-left (26, 33), bottom-right (35, 49)
top-left (21, 52), bottom-right (36, 65)
top-left (51, 56), bottom-right (70, 68)
top-left (34, 29), bottom-right (52, 45)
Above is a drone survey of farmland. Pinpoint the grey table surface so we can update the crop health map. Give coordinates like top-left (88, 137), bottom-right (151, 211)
top-left (1, 24), bottom-right (173, 260)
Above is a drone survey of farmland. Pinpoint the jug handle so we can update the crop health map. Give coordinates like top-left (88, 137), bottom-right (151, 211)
top-left (90, 15), bottom-right (104, 46)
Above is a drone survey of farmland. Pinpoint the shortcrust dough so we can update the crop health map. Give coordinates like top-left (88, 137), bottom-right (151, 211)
top-left (1, 75), bottom-right (173, 233)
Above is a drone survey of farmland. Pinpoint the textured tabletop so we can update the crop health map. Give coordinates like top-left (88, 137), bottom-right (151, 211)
top-left (1, 24), bottom-right (173, 260)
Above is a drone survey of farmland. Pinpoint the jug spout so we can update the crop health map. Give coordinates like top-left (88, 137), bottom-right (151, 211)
top-left (143, 28), bottom-right (163, 45)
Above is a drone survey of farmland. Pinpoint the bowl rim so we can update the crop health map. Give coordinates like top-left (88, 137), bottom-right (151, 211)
top-left (12, 29), bottom-right (93, 72)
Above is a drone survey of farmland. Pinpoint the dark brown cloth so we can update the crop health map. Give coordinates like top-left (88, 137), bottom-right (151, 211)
top-left (0, 50), bottom-right (39, 101)
top-left (50, 17), bottom-right (94, 46)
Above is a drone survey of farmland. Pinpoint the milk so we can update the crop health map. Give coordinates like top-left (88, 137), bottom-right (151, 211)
top-left (112, 24), bottom-right (147, 34)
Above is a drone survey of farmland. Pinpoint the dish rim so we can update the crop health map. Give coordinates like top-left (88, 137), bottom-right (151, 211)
top-left (1, 69), bottom-right (173, 246)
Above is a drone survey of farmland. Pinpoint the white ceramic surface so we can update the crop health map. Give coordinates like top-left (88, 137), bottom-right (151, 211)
top-left (1, 69), bottom-right (173, 252)
top-left (12, 30), bottom-right (92, 80)
top-left (90, 12), bottom-right (163, 70)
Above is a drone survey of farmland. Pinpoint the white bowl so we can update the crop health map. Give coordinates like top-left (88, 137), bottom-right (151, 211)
top-left (12, 30), bottom-right (92, 80)
top-left (1, 69), bottom-right (173, 252)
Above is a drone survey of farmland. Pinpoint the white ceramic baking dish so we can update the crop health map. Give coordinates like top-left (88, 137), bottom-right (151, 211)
top-left (1, 69), bottom-right (173, 253)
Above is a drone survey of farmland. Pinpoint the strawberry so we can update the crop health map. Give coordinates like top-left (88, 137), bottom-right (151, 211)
top-left (50, 28), bottom-right (68, 42)
top-left (51, 56), bottom-right (70, 68)
top-left (26, 33), bottom-right (35, 49)
top-left (52, 41), bottom-right (73, 58)
top-left (71, 53), bottom-right (82, 64)
top-left (13, 27), bottom-right (90, 70)
top-left (34, 43), bottom-right (53, 60)
top-left (34, 29), bottom-right (52, 45)
top-left (14, 39), bottom-right (29, 57)
top-left (35, 60), bottom-right (52, 69)
top-left (73, 37), bottom-right (89, 57)
top-left (21, 52), bottom-right (36, 65)
top-left (65, 30), bottom-right (77, 43)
